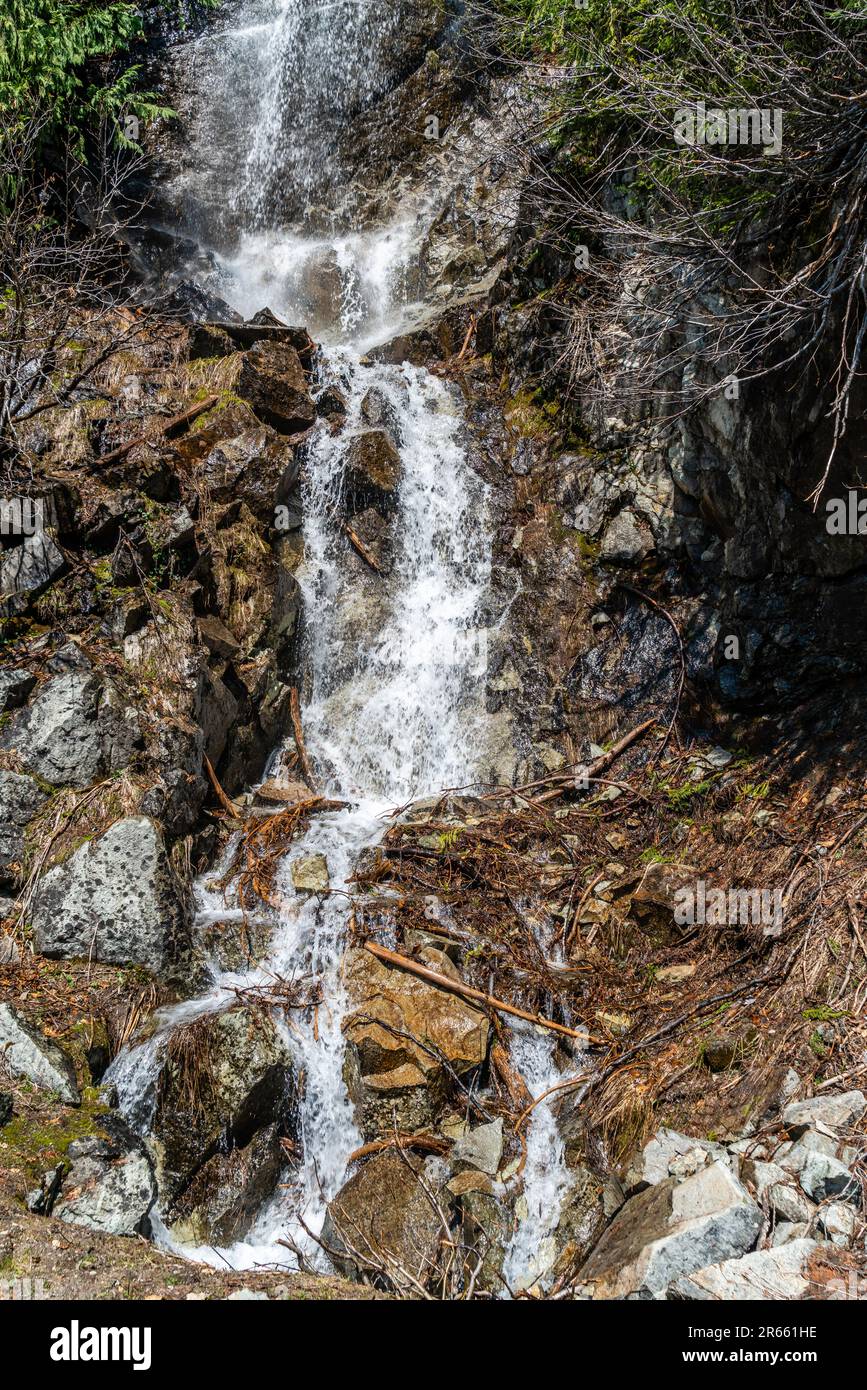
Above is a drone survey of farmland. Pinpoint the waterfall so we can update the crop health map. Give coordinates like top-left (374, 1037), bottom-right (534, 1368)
top-left (107, 0), bottom-right (505, 1272)
top-left (108, 0), bottom-right (573, 1291)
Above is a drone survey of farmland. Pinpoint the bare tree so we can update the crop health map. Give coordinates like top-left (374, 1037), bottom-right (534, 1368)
top-left (0, 112), bottom-right (149, 479)
top-left (477, 1), bottom-right (867, 502)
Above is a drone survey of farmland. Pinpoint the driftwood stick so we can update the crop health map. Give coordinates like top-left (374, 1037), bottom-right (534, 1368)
top-left (203, 753), bottom-right (242, 817)
top-left (346, 1133), bottom-right (450, 1165)
top-left (94, 394), bottom-right (219, 466)
top-left (363, 940), bottom-right (600, 1044)
top-left (535, 717), bottom-right (657, 804)
top-left (289, 686), bottom-right (317, 789)
top-left (482, 717), bottom-right (655, 804)
top-left (342, 521), bottom-right (382, 573)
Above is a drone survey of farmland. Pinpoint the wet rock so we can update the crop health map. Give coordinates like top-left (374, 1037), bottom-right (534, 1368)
top-left (195, 421), bottom-right (299, 524)
top-left (451, 1118), bottom-right (503, 1176)
top-left (316, 385), bottom-right (348, 421)
top-left (580, 1160), bottom-right (762, 1298)
top-left (151, 1004), bottom-right (294, 1209)
top-left (458, 1189), bottom-right (511, 1294)
top-left (324, 1150), bottom-right (450, 1286)
top-left (360, 386), bottom-right (399, 437)
top-left (349, 507), bottom-right (394, 574)
top-left (165, 1123), bottom-right (283, 1245)
top-left (550, 1165), bottom-right (609, 1283)
top-left (53, 1120), bottom-right (156, 1237)
top-left (0, 770), bottom-right (49, 886)
top-left (782, 1090), bottom-right (865, 1135)
top-left (290, 853), bottom-right (329, 893)
top-left (0, 668), bottom-right (35, 711)
top-left (344, 429), bottom-right (402, 513)
top-left (0, 1001), bottom-right (80, 1103)
top-left (5, 667), bottom-right (141, 788)
top-left (236, 340), bottom-right (316, 435)
top-left (32, 816), bottom-right (190, 978)
top-left (342, 947), bottom-right (489, 1140)
top-left (668, 1239), bottom-right (822, 1300)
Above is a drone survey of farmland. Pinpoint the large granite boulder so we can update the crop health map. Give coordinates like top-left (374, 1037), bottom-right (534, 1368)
top-left (579, 1160), bottom-right (762, 1298)
top-left (151, 1004), bottom-right (294, 1218)
top-left (236, 341), bottom-right (316, 435)
top-left (32, 816), bottom-right (190, 978)
top-left (5, 666), bottom-right (140, 788)
top-left (0, 770), bottom-right (49, 886)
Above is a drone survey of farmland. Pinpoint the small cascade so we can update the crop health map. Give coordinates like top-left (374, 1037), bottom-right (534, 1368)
top-left (106, 0), bottom-right (578, 1293)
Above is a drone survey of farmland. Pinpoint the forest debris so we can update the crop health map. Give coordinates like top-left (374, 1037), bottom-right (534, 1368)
top-left (363, 940), bottom-right (600, 1044)
top-left (93, 395), bottom-right (219, 466)
top-left (203, 753), bottom-right (242, 818)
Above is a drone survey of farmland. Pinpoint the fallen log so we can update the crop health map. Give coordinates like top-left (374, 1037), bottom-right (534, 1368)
top-left (93, 394), bottom-right (219, 467)
top-left (346, 1133), bottom-right (450, 1165)
top-left (363, 940), bottom-right (601, 1044)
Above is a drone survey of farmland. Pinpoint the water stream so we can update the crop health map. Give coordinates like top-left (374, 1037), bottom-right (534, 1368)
top-left (108, 0), bottom-right (575, 1291)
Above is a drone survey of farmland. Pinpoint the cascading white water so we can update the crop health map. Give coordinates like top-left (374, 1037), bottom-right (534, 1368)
top-left (108, 0), bottom-right (575, 1292)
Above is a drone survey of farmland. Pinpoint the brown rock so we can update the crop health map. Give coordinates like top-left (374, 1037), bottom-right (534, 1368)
top-left (342, 947), bottom-right (489, 1140)
top-left (344, 430), bottom-right (402, 513)
top-left (237, 341), bottom-right (316, 435)
top-left (323, 1149), bottom-right (449, 1286)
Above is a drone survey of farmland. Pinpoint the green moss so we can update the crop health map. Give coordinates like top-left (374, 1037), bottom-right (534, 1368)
top-left (505, 388), bottom-right (560, 439)
top-left (0, 1097), bottom-right (110, 1184)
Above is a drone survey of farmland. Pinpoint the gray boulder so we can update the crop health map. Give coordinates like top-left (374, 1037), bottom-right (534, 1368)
top-left (451, 1119), bottom-right (503, 1176)
top-left (32, 816), bottom-right (189, 977)
top-left (668, 1239), bottom-right (822, 1300)
top-left (7, 668), bottom-right (140, 787)
top-left (624, 1127), bottom-right (731, 1193)
top-left (742, 1158), bottom-right (815, 1224)
top-left (782, 1090), bottom-right (865, 1135)
top-left (0, 770), bottom-right (49, 885)
top-left (580, 1160), bottom-right (762, 1298)
top-left (53, 1122), bottom-right (156, 1236)
top-left (0, 1001), bottom-right (79, 1103)
top-left (0, 531), bottom-right (65, 611)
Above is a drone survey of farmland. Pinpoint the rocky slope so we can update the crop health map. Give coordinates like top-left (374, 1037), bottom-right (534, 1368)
top-left (2, 1), bottom-right (866, 1300)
